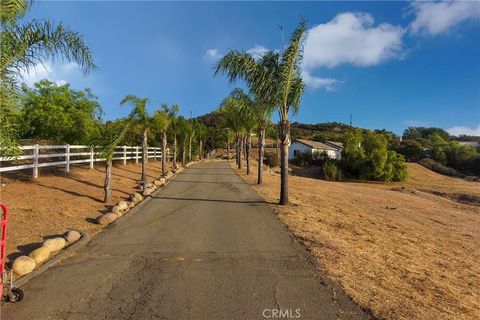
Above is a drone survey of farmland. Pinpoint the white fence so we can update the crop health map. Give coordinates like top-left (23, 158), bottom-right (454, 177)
top-left (0, 145), bottom-right (163, 178)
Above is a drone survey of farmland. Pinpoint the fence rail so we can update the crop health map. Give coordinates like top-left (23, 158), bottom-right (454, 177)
top-left (0, 145), bottom-right (164, 178)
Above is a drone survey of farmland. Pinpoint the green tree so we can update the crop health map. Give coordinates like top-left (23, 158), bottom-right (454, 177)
top-left (19, 80), bottom-right (102, 143)
top-left (0, 0), bottom-right (95, 156)
top-left (342, 130), bottom-right (407, 182)
top-left (120, 95), bottom-right (150, 186)
top-left (215, 20), bottom-right (307, 204)
top-left (90, 122), bottom-right (129, 202)
top-left (396, 140), bottom-right (424, 161)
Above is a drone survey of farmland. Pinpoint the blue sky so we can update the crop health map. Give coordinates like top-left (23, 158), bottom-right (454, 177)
top-left (21, 1), bottom-right (480, 136)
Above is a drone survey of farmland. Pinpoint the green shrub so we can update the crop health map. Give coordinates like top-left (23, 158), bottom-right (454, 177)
top-left (293, 152), bottom-right (313, 167)
top-left (264, 151), bottom-right (279, 167)
top-left (321, 161), bottom-right (342, 181)
top-left (419, 158), bottom-right (465, 178)
top-left (341, 129), bottom-right (408, 182)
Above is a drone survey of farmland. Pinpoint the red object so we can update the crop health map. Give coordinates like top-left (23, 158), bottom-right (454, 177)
top-left (0, 204), bottom-right (8, 294)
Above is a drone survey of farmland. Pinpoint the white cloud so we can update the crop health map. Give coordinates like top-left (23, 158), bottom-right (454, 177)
top-left (203, 48), bottom-right (221, 60)
top-left (247, 44), bottom-right (269, 58)
top-left (19, 61), bottom-right (78, 87)
top-left (301, 70), bottom-right (341, 91)
top-left (447, 124), bottom-right (480, 136)
top-left (409, 1), bottom-right (480, 36)
top-left (303, 12), bottom-right (405, 69)
top-left (403, 120), bottom-right (430, 127)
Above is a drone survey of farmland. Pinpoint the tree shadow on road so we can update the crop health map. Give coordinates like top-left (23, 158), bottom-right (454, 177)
top-left (152, 195), bottom-right (274, 205)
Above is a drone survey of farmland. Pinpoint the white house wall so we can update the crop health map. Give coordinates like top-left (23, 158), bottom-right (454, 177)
top-left (288, 141), bottom-right (342, 160)
top-left (288, 142), bottom-right (312, 159)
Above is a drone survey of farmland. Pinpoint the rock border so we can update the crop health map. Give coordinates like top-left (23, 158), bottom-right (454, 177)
top-left (8, 162), bottom-right (196, 287)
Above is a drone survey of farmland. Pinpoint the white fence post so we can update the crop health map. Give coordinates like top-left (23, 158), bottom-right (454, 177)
top-left (65, 144), bottom-right (70, 173)
top-left (135, 147), bottom-right (139, 164)
top-left (123, 146), bottom-right (127, 165)
top-left (90, 147), bottom-right (94, 169)
top-left (33, 144), bottom-right (39, 179)
top-left (154, 147), bottom-right (157, 161)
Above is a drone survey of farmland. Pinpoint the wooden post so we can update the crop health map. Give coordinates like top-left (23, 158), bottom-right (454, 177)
top-left (90, 147), bottom-right (94, 169)
top-left (135, 147), bottom-right (139, 164)
top-left (123, 146), bottom-right (127, 165)
top-left (33, 144), bottom-right (39, 179)
top-left (65, 144), bottom-right (70, 173)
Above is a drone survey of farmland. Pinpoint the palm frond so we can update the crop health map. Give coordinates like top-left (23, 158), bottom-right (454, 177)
top-left (0, 0), bottom-right (31, 25)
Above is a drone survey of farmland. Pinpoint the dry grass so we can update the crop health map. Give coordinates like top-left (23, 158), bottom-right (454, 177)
top-left (0, 160), bottom-right (171, 263)
top-left (232, 159), bottom-right (480, 320)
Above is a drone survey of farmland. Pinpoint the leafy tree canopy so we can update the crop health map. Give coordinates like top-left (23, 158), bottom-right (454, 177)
top-left (19, 79), bottom-right (102, 144)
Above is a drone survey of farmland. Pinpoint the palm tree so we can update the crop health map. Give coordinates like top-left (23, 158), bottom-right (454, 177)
top-left (120, 95), bottom-right (150, 187)
top-left (196, 122), bottom-right (207, 160)
top-left (223, 128), bottom-right (234, 161)
top-left (219, 94), bottom-right (245, 169)
top-left (176, 117), bottom-right (190, 166)
top-left (152, 108), bottom-right (169, 176)
top-left (0, 0), bottom-right (95, 157)
top-left (90, 122), bottom-right (129, 202)
top-left (215, 20), bottom-right (307, 205)
top-left (187, 119), bottom-right (196, 162)
top-left (168, 104), bottom-right (180, 169)
top-left (220, 88), bottom-right (258, 175)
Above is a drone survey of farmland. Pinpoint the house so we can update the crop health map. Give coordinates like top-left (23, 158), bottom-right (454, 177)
top-left (288, 139), bottom-right (343, 160)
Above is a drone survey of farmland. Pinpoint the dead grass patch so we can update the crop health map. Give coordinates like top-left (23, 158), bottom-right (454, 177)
top-left (0, 160), bottom-right (171, 263)
top-left (232, 160), bottom-right (480, 320)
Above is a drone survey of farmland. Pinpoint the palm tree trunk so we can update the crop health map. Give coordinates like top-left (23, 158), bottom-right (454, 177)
top-left (173, 134), bottom-right (177, 169)
top-left (235, 135), bottom-right (240, 166)
top-left (162, 132), bottom-right (167, 176)
top-left (246, 131), bottom-right (251, 175)
top-left (238, 134), bottom-right (243, 169)
top-left (227, 142), bottom-right (230, 161)
top-left (257, 126), bottom-right (265, 184)
top-left (104, 160), bottom-right (112, 203)
top-left (141, 129), bottom-right (148, 186)
top-left (188, 136), bottom-right (192, 162)
top-left (243, 135), bottom-right (247, 160)
top-left (276, 134), bottom-right (280, 158)
top-left (199, 140), bottom-right (203, 160)
top-left (279, 120), bottom-right (291, 205)
top-left (182, 142), bottom-right (186, 165)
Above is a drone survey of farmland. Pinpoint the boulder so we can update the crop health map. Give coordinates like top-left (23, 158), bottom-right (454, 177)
top-left (142, 187), bottom-right (154, 197)
top-left (145, 183), bottom-right (154, 189)
top-left (166, 172), bottom-right (173, 179)
top-left (133, 192), bottom-right (143, 201)
top-left (29, 246), bottom-right (51, 264)
top-left (128, 201), bottom-right (135, 208)
top-left (43, 237), bottom-right (66, 252)
top-left (153, 179), bottom-right (162, 186)
top-left (64, 230), bottom-right (81, 243)
top-left (112, 206), bottom-right (122, 215)
top-left (97, 212), bottom-right (117, 225)
top-left (117, 201), bottom-right (129, 211)
top-left (13, 256), bottom-right (36, 276)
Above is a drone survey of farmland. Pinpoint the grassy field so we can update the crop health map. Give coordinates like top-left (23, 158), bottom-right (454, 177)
top-left (233, 159), bottom-right (480, 320)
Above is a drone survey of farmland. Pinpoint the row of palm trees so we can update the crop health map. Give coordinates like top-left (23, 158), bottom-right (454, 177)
top-left (95, 98), bottom-right (206, 203)
top-left (215, 20), bottom-right (307, 205)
